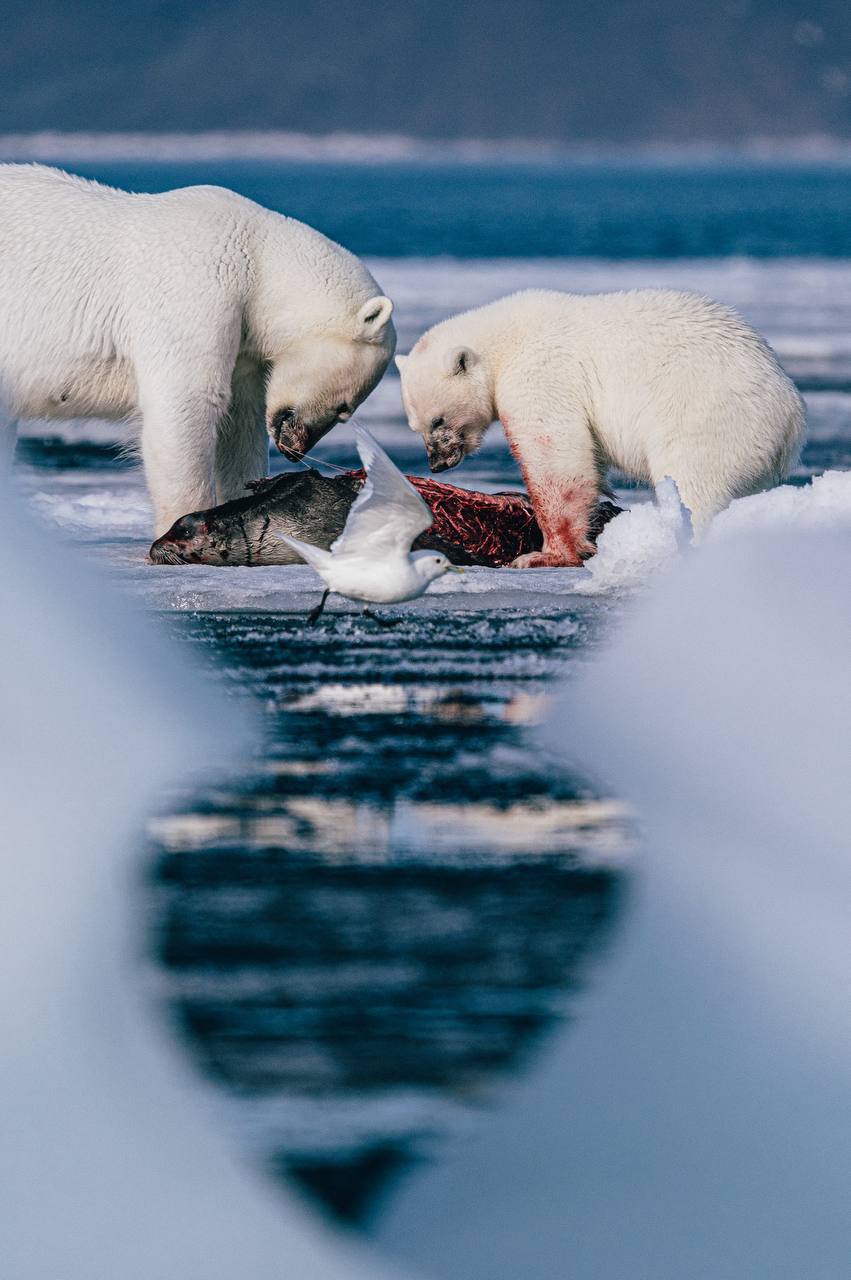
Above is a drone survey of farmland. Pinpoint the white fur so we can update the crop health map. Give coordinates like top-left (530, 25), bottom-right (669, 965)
top-left (398, 289), bottom-right (805, 562)
top-left (0, 165), bottom-right (395, 536)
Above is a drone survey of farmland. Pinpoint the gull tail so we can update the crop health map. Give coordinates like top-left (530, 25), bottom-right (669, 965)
top-left (275, 532), bottom-right (333, 573)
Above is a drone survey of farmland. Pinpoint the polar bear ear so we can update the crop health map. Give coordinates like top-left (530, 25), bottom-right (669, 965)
top-left (394, 354), bottom-right (409, 372)
top-left (357, 295), bottom-right (394, 343)
top-left (444, 345), bottom-right (478, 376)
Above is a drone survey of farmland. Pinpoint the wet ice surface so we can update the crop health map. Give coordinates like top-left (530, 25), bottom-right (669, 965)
top-left (12, 256), bottom-right (851, 1235)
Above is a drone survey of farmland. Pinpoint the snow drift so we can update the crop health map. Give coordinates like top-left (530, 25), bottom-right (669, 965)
top-left (376, 520), bottom-right (851, 1279)
top-left (0, 484), bottom-right (400, 1279)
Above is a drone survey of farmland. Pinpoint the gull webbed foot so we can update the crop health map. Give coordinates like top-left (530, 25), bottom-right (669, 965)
top-left (306, 588), bottom-right (330, 626)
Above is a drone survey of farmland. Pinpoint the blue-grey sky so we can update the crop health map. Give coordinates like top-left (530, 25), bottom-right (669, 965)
top-left (1, 0), bottom-right (850, 139)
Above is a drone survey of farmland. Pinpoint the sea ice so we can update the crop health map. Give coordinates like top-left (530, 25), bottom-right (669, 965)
top-left (30, 486), bottom-right (153, 536)
top-left (14, 382), bottom-right (851, 612)
top-left (24, 467), bottom-right (851, 614)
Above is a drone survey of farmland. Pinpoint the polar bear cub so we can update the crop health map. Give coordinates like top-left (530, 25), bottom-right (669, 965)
top-left (0, 165), bottom-right (395, 536)
top-left (397, 289), bottom-right (805, 566)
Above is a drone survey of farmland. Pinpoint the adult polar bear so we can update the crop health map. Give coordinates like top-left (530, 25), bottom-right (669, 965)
top-left (0, 165), bottom-right (395, 535)
top-left (397, 289), bottom-right (805, 566)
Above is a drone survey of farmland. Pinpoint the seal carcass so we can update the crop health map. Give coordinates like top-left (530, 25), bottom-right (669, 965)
top-left (150, 468), bottom-right (621, 568)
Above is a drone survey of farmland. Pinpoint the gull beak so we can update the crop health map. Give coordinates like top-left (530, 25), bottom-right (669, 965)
top-left (448, 564), bottom-right (465, 574)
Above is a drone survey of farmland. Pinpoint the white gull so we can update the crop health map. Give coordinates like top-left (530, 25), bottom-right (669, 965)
top-left (277, 426), bottom-right (462, 624)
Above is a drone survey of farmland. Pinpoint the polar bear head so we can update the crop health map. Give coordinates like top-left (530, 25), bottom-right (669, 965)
top-left (266, 296), bottom-right (396, 461)
top-left (396, 340), bottom-right (495, 473)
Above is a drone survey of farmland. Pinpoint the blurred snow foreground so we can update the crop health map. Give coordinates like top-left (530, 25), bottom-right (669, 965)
top-left (378, 521), bottom-right (851, 1279)
top-left (0, 487), bottom-right (400, 1279)
top-left (5, 453), bottom-right (851, 1280)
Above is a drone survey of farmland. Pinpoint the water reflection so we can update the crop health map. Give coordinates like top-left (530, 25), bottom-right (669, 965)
top-left (147, 610), bottom-right (631, 1227)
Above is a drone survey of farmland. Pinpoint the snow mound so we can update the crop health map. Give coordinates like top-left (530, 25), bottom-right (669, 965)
top-left (709, 468), bottom-right (851, 540)
top-left (576, 477), bottom-right (693, 595)
top-left (0, 484), bottom-right (397, 1280)
top-left (379, 527), bottom-right (851, 1279)
top-left (578, 469), bottom-right (851, 596)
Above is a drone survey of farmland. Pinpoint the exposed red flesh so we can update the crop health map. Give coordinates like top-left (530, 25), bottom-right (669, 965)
top-left (349, 469), bottom-right (543, 567)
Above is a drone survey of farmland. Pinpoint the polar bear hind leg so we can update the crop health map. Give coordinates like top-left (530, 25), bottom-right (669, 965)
top-left (650, 404), bottom-right (804, 538)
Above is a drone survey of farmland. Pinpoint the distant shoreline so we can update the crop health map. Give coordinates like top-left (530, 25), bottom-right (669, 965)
top-left (3, 131), bottom-right (851, 167)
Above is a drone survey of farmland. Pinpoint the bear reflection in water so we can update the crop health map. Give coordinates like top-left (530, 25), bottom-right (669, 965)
top-left (148, 610), bottom-right (629, 1228)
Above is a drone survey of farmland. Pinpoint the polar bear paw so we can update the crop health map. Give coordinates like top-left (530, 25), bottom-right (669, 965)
top-left (511, 549), bottom-right (588, 569)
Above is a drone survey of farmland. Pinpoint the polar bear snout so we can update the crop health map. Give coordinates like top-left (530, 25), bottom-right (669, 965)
top-left (427, 446), bottom-right (463, 473)
top-left (268, 404), bottom-right (346, 459)
top-left (424, 423), bottom-right (472, 473)
top-left (269, 406), bottom-right (308, 459)
top-left (269, 402), bottom-right (356, 460)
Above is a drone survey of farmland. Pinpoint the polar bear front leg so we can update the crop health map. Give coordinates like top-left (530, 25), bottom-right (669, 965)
top-left (503, 414), bottom-right (600, 568)
top-left (140, 386), bottom-right (225, 538)
top-left (511, 476), bottom-right (599, 568)
top-left (214, 366), bottom-right (269, 503)
top-left (136, 309), bottom-right (243, 536)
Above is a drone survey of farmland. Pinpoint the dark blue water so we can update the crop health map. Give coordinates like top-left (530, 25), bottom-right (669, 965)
top-left (67, 159), bottom-right (851, 258)
top-left (149, 607), bottom-right (625, 1226)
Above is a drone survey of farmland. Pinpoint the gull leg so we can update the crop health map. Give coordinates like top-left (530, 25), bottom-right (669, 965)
top-left (362, 607), bottom-right (402, 629)
top-left (307, 589), bottom-right (330, 627)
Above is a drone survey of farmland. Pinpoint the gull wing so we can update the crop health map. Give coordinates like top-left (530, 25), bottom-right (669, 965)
top-left (331, 428), bottom-right (433, 558)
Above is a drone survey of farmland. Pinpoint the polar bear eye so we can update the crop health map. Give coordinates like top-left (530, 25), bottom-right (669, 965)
top-left (431, 416), bottom-right (445, 429)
